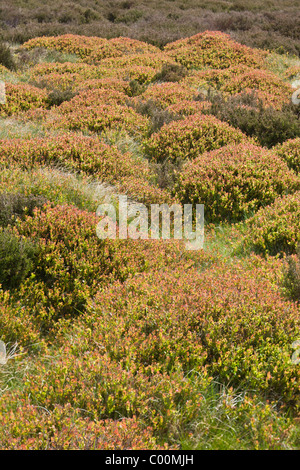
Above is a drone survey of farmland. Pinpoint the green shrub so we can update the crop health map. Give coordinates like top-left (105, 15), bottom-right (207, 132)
top-left (144, 112), bottom-right (250, 164)
top-left (133, 98), bottom-right (179, 135)
top-left (45, 88), bottom-right (77, 107)
top-left (240, 191), bottom-right (300, 256)
top-left (0, 227), bottom-right (38, 290)
top-left (282, 245), bottom-right (300, 302)
top-left (152, 63), bottom-right (189, 82)
top-left (203, 91), bottom-right (300, 148)
top-left (12, 203), bottom-right (151, 331)
top-left (0, 42), bottom-right (15, 71)
top-left (273, 138), bottom-right (300, 174)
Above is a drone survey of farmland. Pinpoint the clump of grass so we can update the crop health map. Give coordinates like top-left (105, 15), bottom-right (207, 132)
top-left (13, 47), bottom-right (79, 71)
top-left (0, 166), bottom-right (116, 214)
top-left (0, 192), bottom-right (47, 228)
top-left (0, 117), bottom-right (54, 139)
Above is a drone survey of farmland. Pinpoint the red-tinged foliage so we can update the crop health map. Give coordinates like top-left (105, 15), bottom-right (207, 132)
top-left (12, 203), bottom-right (147, 330)
top-left (86, 43), bottom-right (164, 65)
top-left (76, 78), bottom-right (131, 95)
top-left (166, 100), bottom-right (210, 117)
top-left (0, 133), bottom-right (171, 205)
top-left (0, 288), bottom-right (46, 351)
top-left (109, 37), bottom-right (160, 55)
top-left (164, 31), bottom-right (267, 70)
top-left (183, 66), bottom-right (293, 109)
top-left (0, 83), bottom-right (48, 116)
top-left (0, 64), bottom-right (9, 73)
top-left (49, 89), bottom-right (149, 137)
top-left (242, 191), bottom-right (300, 256)
top-left (11, 202), bottom-right (199, 332)
top-left (0, 400), bottom-right (169, 450)
top-left (2, 30), bottom-right (300, 450)
top-left (14, 255), bottom-right (299, 422)
top-left (53, 104), bottom-right (149, 136)
top-left (175, 143), bottom-right (300, 223)
top-left (182, 64), bottom-right (251, 90)
top-left (144, 112), bottom-right (250, 164)
top-left (232, 88), bottom-right (290, 111)
top-left (221, 68), bottom-right (292, 101)
top-left (81, 256), bottom-right (300, 408)
top-left (0, 133), bottom-right (146, 180)
top-left (285, 66), bottom-right (300, 81)
top-left (22, 34), bottom-right (120, 61)
top-left (274, 138), bottom-right (300, 174)
top-left (8, 345), bottom-right (212, 437)
top-left (136, 82), bottom-right (197, 109)
top-left (91, 53), bottom-right (177, 84)
top-left (29, 61), bottom-right (101, 79)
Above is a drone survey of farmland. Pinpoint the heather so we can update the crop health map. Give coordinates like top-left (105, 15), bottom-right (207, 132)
top-left (1, 1), bottom-right (300, 57)
top-left (0, 17), bottom-right (300, 451)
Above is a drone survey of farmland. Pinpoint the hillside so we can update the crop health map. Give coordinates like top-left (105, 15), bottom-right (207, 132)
top-left (0, 17), bottom-right (300, 450)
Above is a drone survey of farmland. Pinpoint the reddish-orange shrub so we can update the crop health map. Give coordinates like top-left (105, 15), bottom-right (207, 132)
top-left (183, 66), bottom-right (292, 109)
top-left (22, 34), bottom-right (120, 61)
top-left (144, 112), bottom-right (250, 164)
top-left (0, 134), bottom-right (171, 205)
top-left (28, 62), bottom-right (103, 91)
top-left (164, 31), bottom-right (267, 70)
top-left (0, 400), bottom-right (169, 450)
top-left (0, 83), bottom-right (48, 116)
top-left (57, 88), bottom-right (129, 109)
top-left (50, 89), bottom-right (149, 136)
top-left (13, 203), bottom-right (152, 329)
top-left (0, 289), bottom-right (45, 351)
top-left (285, 66), bottom-right (300, 81)
top-left (109, 37), bottom-right (160, 55)
top-left (242, 191), bottom-right (300, 256)
top-left (136, 82), bottom-right (197, 109)
top-left (174, 143), bottom-right (300, 223)
top-left (76, 78), bottom-right (131, 95)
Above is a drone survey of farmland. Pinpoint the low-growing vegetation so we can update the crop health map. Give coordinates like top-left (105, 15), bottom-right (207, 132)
top-left (0, 10), bottom-right (300, 450)
top-left (174, 144), bottom-right (300, 223)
